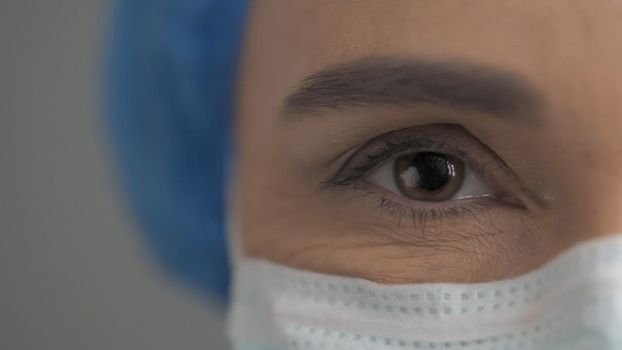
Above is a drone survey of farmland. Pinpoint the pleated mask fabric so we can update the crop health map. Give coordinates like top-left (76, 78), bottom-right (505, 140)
top-left (229, 235), bottom-right (622, 350)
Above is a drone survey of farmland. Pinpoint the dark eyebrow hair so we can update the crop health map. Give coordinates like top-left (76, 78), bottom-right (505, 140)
top-left (282, 56), bottom-right (544, 120)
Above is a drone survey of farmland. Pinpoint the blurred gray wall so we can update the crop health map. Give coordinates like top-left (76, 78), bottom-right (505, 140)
top-left (0, 1), bottom-right (229, 349)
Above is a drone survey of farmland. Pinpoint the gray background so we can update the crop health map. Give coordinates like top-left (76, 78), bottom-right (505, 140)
top-left (1, 1), bottom-right (229, 349)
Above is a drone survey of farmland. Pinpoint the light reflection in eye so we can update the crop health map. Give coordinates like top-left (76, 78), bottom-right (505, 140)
top-left (366, 151), bottom-right (494, 202)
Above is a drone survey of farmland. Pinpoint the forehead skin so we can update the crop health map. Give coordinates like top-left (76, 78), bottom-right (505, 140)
top-left (235, 0), bottom-right (622, 282)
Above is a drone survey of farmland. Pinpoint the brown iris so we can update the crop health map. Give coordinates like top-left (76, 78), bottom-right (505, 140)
top-left (393, 152), bottom-right (465, 201)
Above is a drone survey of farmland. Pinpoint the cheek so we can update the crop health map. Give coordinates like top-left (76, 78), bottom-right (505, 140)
top-left (240, 177), bottom-right (559, 284)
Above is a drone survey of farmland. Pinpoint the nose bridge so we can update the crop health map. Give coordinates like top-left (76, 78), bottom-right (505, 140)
top-left (559, 125), bottom-right (622, 239)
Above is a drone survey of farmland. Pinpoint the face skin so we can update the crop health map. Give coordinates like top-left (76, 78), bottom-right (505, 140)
top-left (234, 0), bottom-right (622, 284)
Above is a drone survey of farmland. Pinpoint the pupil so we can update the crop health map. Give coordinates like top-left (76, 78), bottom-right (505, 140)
top-left (408, 153), bottom-right (453, 192)
top-left (393, 151), bottom-right (464, 201)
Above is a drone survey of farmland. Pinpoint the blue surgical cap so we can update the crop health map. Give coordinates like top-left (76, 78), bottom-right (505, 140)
top-left (106, 0), bottom-right (249, 301)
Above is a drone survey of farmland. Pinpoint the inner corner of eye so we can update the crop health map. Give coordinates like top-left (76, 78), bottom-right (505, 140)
top-left (365, 152), bottom-right (495, 202)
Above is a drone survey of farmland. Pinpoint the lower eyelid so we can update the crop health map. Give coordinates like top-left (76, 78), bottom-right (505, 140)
top-left (358, 188), bottom-right (496, 228)
top-left (358, 175), bottom-right (526, 220)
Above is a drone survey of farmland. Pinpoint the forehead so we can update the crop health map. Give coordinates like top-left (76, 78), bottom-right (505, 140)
top-left (246, 0), bottom-right (622, 62)
top-left (241, 0), bottom-right (622, 104)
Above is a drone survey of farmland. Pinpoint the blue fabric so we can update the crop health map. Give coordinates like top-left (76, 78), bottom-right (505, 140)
top-left (105, 0), bottom-right (249, 301)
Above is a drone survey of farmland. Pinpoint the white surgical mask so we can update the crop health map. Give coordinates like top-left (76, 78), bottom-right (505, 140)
top-left (228, 235), bottom-right (622, 350)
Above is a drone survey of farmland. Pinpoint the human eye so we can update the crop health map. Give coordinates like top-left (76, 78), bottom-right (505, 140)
top-left (322, 123), bottom-right (528, 223)
top-left (367, 151), bottom-right (489, 202)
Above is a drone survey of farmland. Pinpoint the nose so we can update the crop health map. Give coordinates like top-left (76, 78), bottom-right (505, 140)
top-left (555, 130), bottom-right (622, 242)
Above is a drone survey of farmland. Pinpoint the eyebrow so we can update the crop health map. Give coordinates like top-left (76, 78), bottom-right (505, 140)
top-left (282, 56), bottom-right (543, 120)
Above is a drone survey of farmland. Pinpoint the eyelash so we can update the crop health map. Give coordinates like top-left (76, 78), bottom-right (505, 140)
top-left (320, 125), bottom-right (519, 224)
top-left (321, 138), bottom-right (419, 187)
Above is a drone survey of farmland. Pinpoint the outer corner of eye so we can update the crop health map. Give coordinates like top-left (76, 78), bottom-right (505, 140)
top-left (366, 152), bottom-right (495, 202)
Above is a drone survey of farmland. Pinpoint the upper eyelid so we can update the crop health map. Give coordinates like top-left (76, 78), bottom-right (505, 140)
top-left (323, 124), bottom-right (489, 187)
top-left (328, 142), bottom-right (443, 186)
